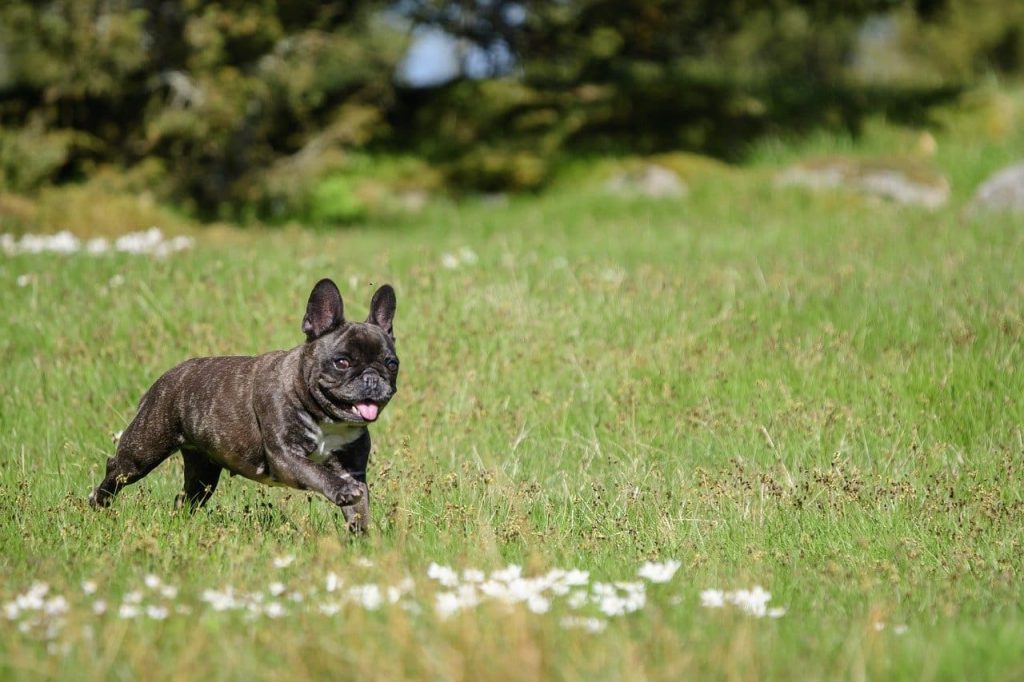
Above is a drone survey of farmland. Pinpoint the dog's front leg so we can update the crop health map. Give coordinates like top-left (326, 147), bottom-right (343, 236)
top-left (255, 397), bottom-right (364, 508)
top-left (325, 435), bottom-right (371, 533)
top-left (264, 446), bottom-right (364, 508)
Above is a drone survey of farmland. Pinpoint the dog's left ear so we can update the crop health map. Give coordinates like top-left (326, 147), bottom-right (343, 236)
top-left (367, 284), bottom-right (396, 338)
top-left (303, 278), bottom-right (345, 341)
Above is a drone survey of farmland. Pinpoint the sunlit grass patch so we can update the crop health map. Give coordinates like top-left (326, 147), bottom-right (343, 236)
top-left (2, 110), bottom-right (1024, 678)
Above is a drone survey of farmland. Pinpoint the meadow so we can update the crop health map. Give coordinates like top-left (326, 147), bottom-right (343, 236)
top-left (2, 92), bottom-right (1023, 680)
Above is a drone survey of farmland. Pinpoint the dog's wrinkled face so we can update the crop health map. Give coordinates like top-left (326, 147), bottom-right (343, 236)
top-left (301, 279), bottom-right (398, 423)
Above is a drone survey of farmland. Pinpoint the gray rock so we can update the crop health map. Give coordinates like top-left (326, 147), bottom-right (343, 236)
top-left (605, 164), bottom-right (687, 198)
top-left (968, 162), bottom-right (1024, 215)
top-left (778, 156), bottom-right (950, 209)
top-left (394, 189), bottom-right (429, 212)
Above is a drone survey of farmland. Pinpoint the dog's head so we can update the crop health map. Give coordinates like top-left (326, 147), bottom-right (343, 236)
top-left (300, 278), bottom-right (398, 424)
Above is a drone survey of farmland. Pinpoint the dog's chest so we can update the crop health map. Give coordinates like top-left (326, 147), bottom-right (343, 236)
top-left (308, 421), bottom-right (364, 463)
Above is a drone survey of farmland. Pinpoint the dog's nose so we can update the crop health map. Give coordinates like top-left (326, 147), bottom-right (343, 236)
top-left (360, 371), bottom-right (391, 400)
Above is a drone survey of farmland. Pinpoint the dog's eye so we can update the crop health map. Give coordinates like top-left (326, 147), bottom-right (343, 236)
top-left (385, 358), bottom-right (399, 371)
top-left (334, 357), bottom-right (351, 370)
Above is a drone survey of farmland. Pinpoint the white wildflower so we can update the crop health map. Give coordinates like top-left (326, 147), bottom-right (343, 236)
top-left (114, 227), bottom-right (162, 254)
top-left (491, 565), bottom-right (522, 582)
top-left (325, 572), bottom-right (340, 593)
top-left (567, 590), bottom-right (589, 610)
top-left (728, 586), bottom-right (772, 617)
top-left (118, 604), bottom-right (140, 619)
top-left (43, 596), bottom-right (69, 616)
top-left (86, 238), bottom-right (110, 255)
top-left (27, 231), bottom-right (80, 254)
top-left (146, 605), bottom-right (168, 620)
top-left (638, 560), bottom-right (681, 583)
top-left (700, 586), bottom-right (784, 619)
top-left (264, 602), bottom-right (285, 618)
top-left (614, 581), bottom-right (645, 594)
top-left (348, 584), bottom-right (382, 610)
top-left (427, 563), bottom-right (459, 587)
top-left (700, 589), bottom-right (725, 608)
top-left (563, 569), bottom-right (590, 586)
top-left (527, 594), bottom-right (550, 614)
top-left (200, 588), bottom-right (237, 611)
top-left (144, 574), bottom-right (161, 589)
top-left (81, 580), bottom-right (98, 595)
top-left (561, 616), bottom-right (607, 633)
top-left (92, 600), bottom-right (107, 615)
top-left (462, 569), bottom-right (485, 583)
top-left (159, 584), bottom-right (178, 600)
top-left (434, 592), bottom-right (462, 619)
top-left (268, 582), bottom-right (286, 596)
top-left (272, 555), bottom-right (295, 569)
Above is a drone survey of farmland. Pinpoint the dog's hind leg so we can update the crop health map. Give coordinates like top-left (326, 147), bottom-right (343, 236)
top-left (89, 409), bottom-right (181, 508)
top-left (173, 448), bottom-right (222, 511)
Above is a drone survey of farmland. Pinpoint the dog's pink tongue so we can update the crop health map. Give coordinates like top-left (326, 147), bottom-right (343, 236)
top-left (355, 402), bottom-right (379, 421)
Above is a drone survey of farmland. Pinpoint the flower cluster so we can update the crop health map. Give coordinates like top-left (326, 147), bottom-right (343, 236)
top-left (2, 228), bottom-right (193, 258)
top-left (3, 558), bottom-right (788, 654)
top-left (440, 247), bottom-right (478, 269)
top-left (699, 586), bottom-right (786, 618)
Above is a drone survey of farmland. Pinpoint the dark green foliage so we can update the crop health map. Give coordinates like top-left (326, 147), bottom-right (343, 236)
top-left (397, 0), bottom-right (1024, 181)
top-left (0, 0), bottom-right (1022, 210)
top-left (0, 1), bottom-right (403, 218)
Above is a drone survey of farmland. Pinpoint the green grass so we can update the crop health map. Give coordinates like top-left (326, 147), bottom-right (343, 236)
top-left (2, 96), bottom-right (1024, 680)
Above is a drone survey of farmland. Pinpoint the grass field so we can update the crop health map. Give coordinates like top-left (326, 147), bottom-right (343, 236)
top-left (2, 92), bottom-right (1024, 680)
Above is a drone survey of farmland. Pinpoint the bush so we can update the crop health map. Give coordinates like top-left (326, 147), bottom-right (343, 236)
top-left (309, 174), bottom-right (367, 224)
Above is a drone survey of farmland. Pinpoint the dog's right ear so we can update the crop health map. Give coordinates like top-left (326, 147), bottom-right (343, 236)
top-left (302, 279), bottom-right (344, 341)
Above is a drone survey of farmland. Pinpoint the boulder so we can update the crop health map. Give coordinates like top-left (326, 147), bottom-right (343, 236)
top-left (604, 164), bottom-right (687, 198)
top-left (778, 156), bottom-right (950, 209)
top-left (967, 162), bottom-right (1024, 215)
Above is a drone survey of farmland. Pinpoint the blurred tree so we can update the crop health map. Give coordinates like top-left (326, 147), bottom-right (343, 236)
top-left (0, 0), bottom-right (405, 217)
top-left (397, 0), bottom-right (1023, 189)
top-left (1, 0), bottom-right (1022, 208)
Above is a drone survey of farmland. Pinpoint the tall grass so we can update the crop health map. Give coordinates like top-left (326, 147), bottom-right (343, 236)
top-left (2, 95), bottom-right (1023, 680)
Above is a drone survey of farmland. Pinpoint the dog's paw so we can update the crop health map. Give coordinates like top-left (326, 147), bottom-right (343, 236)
top-left (329, 480), bottom-right (363, 507)
top-left (88, 488), bottom-right (112, 509)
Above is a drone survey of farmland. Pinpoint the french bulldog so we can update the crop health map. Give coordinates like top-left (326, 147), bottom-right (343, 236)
top-left (88, 278), bottom-right (398, 533)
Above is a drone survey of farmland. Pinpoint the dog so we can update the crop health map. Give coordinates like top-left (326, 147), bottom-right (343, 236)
top-left (88, 278), bottom-right (398, 532)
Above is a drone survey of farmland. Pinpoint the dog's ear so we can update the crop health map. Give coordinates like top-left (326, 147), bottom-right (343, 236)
top-left (302, 279), bottom-right (345, 341)
top-left (366, 284), bottom-right (396, 338)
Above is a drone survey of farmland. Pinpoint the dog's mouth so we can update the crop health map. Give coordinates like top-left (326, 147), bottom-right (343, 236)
top-left (325, 394), bottom-right (385, 423)
top-left (348, 401), bottom-right (381, 422)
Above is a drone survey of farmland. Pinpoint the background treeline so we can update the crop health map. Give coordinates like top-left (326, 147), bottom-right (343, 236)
top-left (1, 0), bottom-right (1022, 221)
